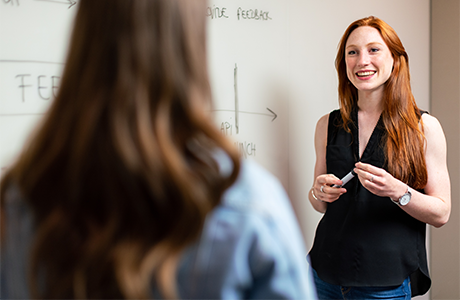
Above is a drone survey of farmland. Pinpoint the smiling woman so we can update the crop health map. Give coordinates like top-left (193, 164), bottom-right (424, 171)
top-left (307, 16), bottom-right (451, 300)
top-left (344, 26), bottom-right (394, 94)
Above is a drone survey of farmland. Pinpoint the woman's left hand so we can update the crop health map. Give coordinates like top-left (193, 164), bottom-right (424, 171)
top-left (354, 115), bottom-right (451, 228)
top-left (354, 162), bottom-right (407, 200)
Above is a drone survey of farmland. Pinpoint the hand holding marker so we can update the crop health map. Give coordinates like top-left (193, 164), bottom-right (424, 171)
top-left (332, 170), bottom-right (356, 188)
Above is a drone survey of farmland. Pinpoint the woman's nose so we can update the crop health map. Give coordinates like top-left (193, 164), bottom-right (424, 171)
top-left (358, 52), bottom-right (370, 66)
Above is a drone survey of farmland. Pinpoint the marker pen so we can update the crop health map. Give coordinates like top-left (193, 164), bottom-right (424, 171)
top-left (332, 170), bottom-right (356, 188)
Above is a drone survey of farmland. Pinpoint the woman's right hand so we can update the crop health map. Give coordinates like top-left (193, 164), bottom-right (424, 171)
top-left (312, 174), bottom-right (347, 203)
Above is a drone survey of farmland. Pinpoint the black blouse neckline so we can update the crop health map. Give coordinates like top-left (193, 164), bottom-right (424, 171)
top-left (351, 107), bottom-right (384, 163)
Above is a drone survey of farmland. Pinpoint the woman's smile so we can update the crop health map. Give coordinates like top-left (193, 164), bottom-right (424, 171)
top-left (356, 70), bottom-right (377, 79)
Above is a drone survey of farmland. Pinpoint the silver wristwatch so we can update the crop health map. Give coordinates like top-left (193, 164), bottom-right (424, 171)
top-left (391, 186), bottom-right (412, 206)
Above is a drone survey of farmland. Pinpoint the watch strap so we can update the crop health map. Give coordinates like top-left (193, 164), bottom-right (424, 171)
top-left (391, 185), bottom-right (410, 206)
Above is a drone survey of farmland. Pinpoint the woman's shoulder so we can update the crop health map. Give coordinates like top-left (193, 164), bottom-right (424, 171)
top-left (213, 150), bottom-right (288, 211)
top-left (211, 155), bottom-right (301, 241)
top-left (421, 113), bottom-right (446, 141)
top-left (216, 159), bottom-right (306, 252)
top-left (317, 113), bottom-right (330, 128)
top-left (220, 159), bottom-right (290, 215)
top-left (316, 109), bottom-right (342, 132)
top-left (421, 113), bottom-right (447, 154)
top-left (422, 113), bottom-right (443, 130)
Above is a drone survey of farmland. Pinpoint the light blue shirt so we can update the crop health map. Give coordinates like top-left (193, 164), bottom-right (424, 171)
top-left (1, 158), bottom-right (317, 299)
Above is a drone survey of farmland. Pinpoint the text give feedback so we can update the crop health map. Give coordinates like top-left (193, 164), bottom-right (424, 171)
top-left (207, 5), bottom-right (272, 21)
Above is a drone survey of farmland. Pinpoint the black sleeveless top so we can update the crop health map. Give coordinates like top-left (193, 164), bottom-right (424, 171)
top-left (309, 109), bottom-right (431, 296)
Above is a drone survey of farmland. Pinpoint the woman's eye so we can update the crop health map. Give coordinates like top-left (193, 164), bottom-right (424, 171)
top-left (347, 50), bottom-right (356, 55)
top-left (370, 48), bottom-right (379, 53)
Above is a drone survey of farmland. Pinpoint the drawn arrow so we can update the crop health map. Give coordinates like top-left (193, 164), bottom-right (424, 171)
top-left (34, 0), bottom-right (77, 9)
top-left (237, 108), bottom-right (277, 121)
top-left (212, 108), bottom-right (278, 121)
top-left (266, 107), bottom-right (277, 121)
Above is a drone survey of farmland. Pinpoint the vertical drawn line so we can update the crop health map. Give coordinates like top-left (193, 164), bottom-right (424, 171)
top-left (234, 63), bottom-right (239, 134)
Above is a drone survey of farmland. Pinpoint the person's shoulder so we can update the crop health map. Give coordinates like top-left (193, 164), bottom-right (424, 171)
top-left (422, 112), bottom-right (442, 128)
top-left (316, 109), bottom-right (341, 130)
top-left (212, 158), bottom-right (305, 249)
top-left (213, 149), bottom-right (284, 197)
top-left (319, 109), bottom-right (339, 125)
top-left (238, 159), bottom-right (279, 185)
top-left (422, 113), bottom-right (445, 139)
top-left (222, 159), bottom-right (286, 210)
top-left (317, 113), bottom-right (329, 127)
top-left (315, 113), bottom-right (330, 135)
top-left (212, 154), bottom-right (296, 231)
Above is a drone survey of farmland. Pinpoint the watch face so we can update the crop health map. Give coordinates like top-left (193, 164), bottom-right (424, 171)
top-left (400, 194), bottom-right (411, 206)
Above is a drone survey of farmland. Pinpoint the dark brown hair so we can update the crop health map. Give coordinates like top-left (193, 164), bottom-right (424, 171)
top-left (0, 0), bottom-right (240, 298)
top-left (335, 16), bottom-right (427, 189)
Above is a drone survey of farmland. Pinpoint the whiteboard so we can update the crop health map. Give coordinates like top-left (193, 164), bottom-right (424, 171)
top-left (207, 0), bottom-right (290, 189)
top-left (0, 0), bottom-right (76, 179)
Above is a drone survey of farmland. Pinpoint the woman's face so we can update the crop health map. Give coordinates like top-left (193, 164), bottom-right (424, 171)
top-left (345, 26), bottom-right (394, 96)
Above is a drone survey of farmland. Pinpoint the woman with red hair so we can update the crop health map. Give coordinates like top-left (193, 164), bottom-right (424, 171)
top-left (308, 16), bottom-right (451, 299)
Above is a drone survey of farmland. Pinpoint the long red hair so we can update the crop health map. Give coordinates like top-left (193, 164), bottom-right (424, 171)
top-left (335, 16), bottom-right (427, 189)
